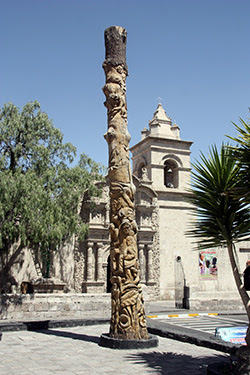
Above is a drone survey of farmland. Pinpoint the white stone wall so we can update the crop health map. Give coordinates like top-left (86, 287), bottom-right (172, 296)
top-left (189, 241), bottom-right (250, 310)
top-left (157, 196), bottom-right (197, 300)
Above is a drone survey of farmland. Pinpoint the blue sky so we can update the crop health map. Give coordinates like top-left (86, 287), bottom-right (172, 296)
top-left (1, 0), bottom-right (249, 167)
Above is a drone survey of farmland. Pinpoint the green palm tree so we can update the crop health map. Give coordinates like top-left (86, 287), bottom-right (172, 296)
top-left (228, 117), bottom-right (250, 204)
top-left (187, 144), bottom-right (250, 344)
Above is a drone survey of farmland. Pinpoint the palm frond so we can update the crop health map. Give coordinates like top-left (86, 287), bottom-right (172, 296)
top-left (187, 144), bottom-right (250, 249)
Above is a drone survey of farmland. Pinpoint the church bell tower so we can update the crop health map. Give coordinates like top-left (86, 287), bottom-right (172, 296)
top-left (130, 103), bottom-right (195, 301)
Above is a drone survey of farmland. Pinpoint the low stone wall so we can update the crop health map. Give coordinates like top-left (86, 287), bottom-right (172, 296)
top-left (0, 293), bottom-right (111, 321)
top-left (189, 297), bottom-right (245, 312)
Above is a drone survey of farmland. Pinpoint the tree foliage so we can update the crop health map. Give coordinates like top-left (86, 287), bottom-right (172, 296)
top-left (187, 144), bottom-right (250, 249)
top-left (228, 115), bottom-right (250, 203)
top-left (0, 101), bottom-right (104, 271)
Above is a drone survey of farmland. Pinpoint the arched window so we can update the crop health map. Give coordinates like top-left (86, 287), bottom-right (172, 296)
top-left (164, 160), bottom-right (178, 188)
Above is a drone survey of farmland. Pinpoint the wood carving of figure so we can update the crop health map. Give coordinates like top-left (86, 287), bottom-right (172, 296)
top-left (103, 26), bottom-right (148, 340)
top-left (110, 277), bottom-right (120, 335)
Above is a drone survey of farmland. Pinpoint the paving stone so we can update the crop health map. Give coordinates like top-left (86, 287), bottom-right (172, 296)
top-left (0, 324), bottom-right (230, 374)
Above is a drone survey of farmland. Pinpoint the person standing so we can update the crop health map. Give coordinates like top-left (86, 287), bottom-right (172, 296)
top-left (243, 260), bottom-right (250, 291)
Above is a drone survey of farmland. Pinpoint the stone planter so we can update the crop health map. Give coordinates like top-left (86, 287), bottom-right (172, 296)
top-left (32, 278), bottom-right (66, 293)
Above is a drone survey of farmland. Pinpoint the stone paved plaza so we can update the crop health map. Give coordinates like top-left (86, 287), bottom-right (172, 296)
top-left (0, 323), bottom-right (230, 374)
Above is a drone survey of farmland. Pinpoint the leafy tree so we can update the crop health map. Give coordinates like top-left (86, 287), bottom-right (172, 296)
top-left (187, 144), bottom-right (250, 344)
top-left (0, 101), bottom-right (104, 280)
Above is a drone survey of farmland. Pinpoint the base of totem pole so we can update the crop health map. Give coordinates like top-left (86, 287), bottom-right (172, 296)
top-left (99, 333), bottom-right (158, 349)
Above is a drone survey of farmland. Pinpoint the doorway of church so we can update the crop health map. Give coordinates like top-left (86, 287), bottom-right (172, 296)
top-left (175, 256), bottom-right (189, 309)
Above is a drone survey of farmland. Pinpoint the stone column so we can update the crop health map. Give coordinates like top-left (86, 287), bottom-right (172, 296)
top-left (147, 244), bottom-right (154, 283)
top-left (139, 244), bottom-right (146, 283)
top-left (97, 242), bottom-right (103, 281)
top-left (103, 26), bottom-right (148, 340)
top-left (87, 242), bottom-right (94, 281)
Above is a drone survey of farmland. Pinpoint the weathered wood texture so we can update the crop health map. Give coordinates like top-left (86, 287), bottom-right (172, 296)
top-left (103, 26), bottom-right (149, 339)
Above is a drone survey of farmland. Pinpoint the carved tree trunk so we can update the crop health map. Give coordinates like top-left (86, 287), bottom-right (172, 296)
top-left (103, 26), bottom-right (149, 340)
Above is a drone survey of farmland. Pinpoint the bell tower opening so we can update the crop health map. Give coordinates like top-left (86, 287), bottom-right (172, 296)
top-left (164, 160), bottom-right (178, 188)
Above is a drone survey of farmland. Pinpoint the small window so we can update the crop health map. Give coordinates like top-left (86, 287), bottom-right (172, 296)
top-left (164, 160), bottom-right (178, 188)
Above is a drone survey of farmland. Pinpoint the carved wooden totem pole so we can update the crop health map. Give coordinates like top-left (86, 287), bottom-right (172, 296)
top-left (103, 26), bottom-right (149, 340)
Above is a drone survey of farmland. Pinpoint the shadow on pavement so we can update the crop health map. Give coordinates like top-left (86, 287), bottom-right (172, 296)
top-left (36, 329), bottom-right (100, 344)
top-left (126, 351), bottom-right (230, 375)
